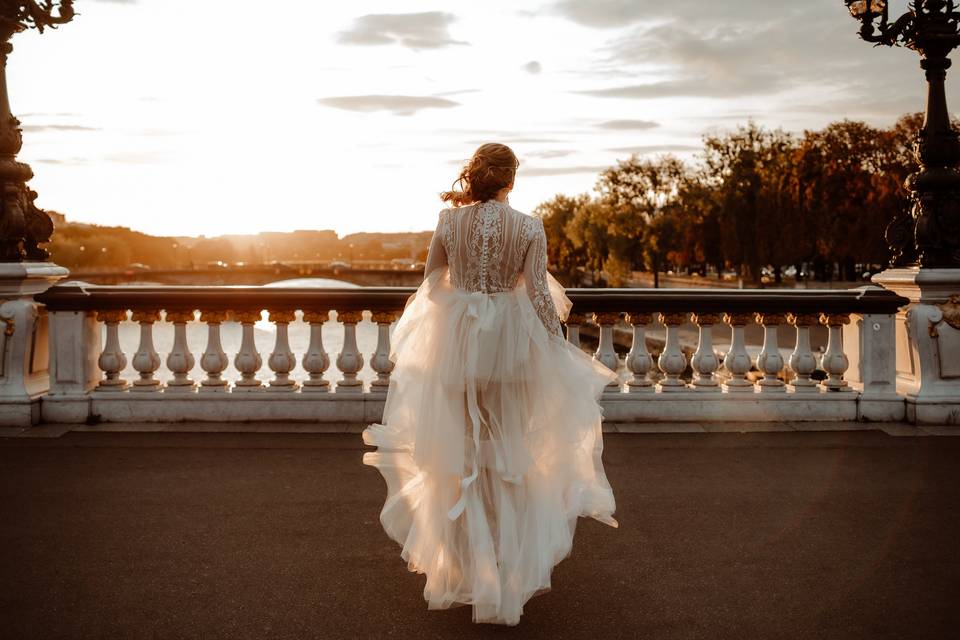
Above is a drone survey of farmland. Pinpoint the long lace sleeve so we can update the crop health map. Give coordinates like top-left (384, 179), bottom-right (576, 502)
top-left (423, 210), bottom-right (448, 278)
top-left (523, 218), bottom-right (562, 337)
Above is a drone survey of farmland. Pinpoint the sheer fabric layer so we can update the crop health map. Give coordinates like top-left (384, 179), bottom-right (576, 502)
top-left (362, 266), bottom-right (618, 626)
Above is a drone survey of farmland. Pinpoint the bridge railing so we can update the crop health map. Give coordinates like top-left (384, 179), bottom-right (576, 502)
top-left (33, 282), bottom-right (909, 425)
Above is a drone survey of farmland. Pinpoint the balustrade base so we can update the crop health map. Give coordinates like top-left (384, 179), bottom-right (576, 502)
top-left (721, 381), bottom-right (754, 393)
top-left (0, 397), bottom-right (40, 426)
top-left (692, 379), bottom-right (722, 392)
top-left (300, 381), bottom-right (330, 392)
top-left (73, 392), bottom-right (387, 424)
top-left (657, 380), bottom-right (688, 393)
top-left (95, 383), bottom-right (129, 392)
top-left (906, 397), bottom-right (960, 425)
top-left (40, 394), bottom-right (90, 424)
top-left (131, 382), bottom-right (163, 392)
top-left (32, 388), bottom-right (890, 426)
top-left (164, 383), bottom-right (197, 394)
top-left (266, 383), bottom-right (300, 392)
top-left (198, 384), bottom-right (229, 394)
top-left (232, 385), bottom-right (266, 393)
top-left (600, 391), bottom-right (862, 423)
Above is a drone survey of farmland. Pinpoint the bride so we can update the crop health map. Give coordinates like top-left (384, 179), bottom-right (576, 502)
top-left (362, 143), bottom-right (619, 626)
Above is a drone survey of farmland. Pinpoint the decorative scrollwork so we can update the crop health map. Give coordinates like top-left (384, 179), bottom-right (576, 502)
top-left (846, 1), bottom-right (960, 268)
top-left (938, 293), bottom-right (960, 330)
top-left (0, 1), bottom-right (75, 34)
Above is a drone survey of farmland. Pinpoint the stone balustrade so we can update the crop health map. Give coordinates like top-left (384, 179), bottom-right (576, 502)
top-left (31, 282), bottom-right (909, 426)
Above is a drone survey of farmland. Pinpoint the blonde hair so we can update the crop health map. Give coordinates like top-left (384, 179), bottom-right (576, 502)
top-left (441, 143), bottom-right (519, 206)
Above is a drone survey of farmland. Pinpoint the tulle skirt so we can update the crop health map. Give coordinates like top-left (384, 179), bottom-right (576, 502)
top-left (361, 267), bottom-right (619, 626)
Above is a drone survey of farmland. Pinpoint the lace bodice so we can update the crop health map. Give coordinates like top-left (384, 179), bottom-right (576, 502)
top-left (424, 200), bottom-right (562, 336)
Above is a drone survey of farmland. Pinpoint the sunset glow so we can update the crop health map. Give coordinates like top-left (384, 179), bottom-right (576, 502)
top-left (11, 0), bottom-right (937, 237)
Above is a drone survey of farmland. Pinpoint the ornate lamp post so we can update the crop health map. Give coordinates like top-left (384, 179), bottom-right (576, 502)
top-left (845, 0), bottom-right (960, 268)
top-left (0, 0), bottom-right (74, 262)
top-left (0, 2), bottom-right (73, 426)
top-left (848, 1), bottom-right (960, 424)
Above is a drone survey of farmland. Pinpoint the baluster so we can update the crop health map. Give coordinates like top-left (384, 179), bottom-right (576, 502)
top-left (199, 310), bottom-right (229, 392)
top-left (335, 310), bottom-right (364, 393)
top-left (267, 310), bottom-right (298, 391)
top-left (755, 312), bottom-right (786, 392)
top-left (690, 313), bottom-right (721, 391)
top-left (164, 310), bottom-right (196, 392)
top-left (301, 310), bottom-right (331, 392)
top-left (721, 313), bottom-right (754, 392)
top-left (657, 312), bottom-right (688, 391)
top-left (820, 313), bottom-right (852, 392)
top-left (565, 312), bottom-right (584, 348)
top-left (233, 310), bottom-right (263, 391)
top-left (593, 312), bottom-right (621, 387)
top-left (625, 313), bottom-right (653, 391)
top-left (370, 310), bottom-right (397, 392)
top-left (130, 310), bottom-right (162, 391)
top-left (787, 313), bottom-right (819, 393)
top-left (96, 309), bottom-right (128, 391)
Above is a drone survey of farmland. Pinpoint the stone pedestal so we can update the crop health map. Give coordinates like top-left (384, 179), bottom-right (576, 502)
top-left (0, 262), bottom-right (68, 426)
top-left (873, 268), bottom-right (960, 425)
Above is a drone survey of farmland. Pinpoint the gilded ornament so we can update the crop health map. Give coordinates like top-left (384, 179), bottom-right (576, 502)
top-left (819, 313), bottom-right (851, 327)
top-left (268, 310), bottom-right (297, 324)
top-left (130, 310), bottom-right (159, 323)
top-left (164, 310), bottom-right (196, 323)
top-left (691, 313), bottom-right (721, 326)
top-left (722, 312), bottom-right (754, 326)
top-left (938, 294), bottom-right (960, 330)
top-left (658, 312), bottom-right (689, 326)
top-left (337, 310), bottom-right (364, 324)
top-left (199, 310), bottom-right (228, 324)
top-left (231, 310), bottom-right (263, 324)
top-left (97, 309), bottom-right (128, 323)
top-left (593, 312), bottom-right (621, 325)
top-left (787, 313), bottom-right (820, 327)
top-left (626, 313), bottom-right (652, 326)
top-left (755, 313), bottom-right (787, 326)
top-left (302, 310), bottom-right (330, 324)
top-left (371, 310), bottom-right (398, 324)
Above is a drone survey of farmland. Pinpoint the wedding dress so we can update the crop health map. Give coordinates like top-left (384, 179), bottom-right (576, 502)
top-left (362, 199), bottom-right (618, 626)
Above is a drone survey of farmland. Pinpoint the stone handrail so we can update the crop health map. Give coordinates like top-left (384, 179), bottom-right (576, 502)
top-left (32, 282), bottom-right (909, 426)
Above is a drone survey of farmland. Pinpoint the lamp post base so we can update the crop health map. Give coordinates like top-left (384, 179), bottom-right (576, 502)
top-left (874, 267), bottom-right (960, 425)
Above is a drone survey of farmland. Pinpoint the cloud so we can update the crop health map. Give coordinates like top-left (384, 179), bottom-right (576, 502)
top-left (550, 0), bottom-right (792, 29)
top-left (597, 119), bottom-right (659, 130)
top-left (523, 60), bottom-right (542, 74)
top-left (466, 137), bottom-right (565, 145)
top-left (569, 4), bottom-right (926, 108)
top-left (22, 124), bottom-right (100, 132)
top-left (18, 112), bottom-right (80, 118)
top-left (317, 95), bottom-right (460, 116)
top-left (525, 149), bottom-right (576, 159)
top-left (577, 76), bottom-right (786, 99)
top-left (606, 144), bottom-right (701, 154)
top-left (34, 157), bottom-right (88, 166)
top-left (520, 165), bottom-right (608, 177)
top-left (337, 12), bottom-right (465, 50)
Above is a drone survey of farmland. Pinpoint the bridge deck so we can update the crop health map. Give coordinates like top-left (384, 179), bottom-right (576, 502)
top-left (1, 429), bottom-right (958, 639)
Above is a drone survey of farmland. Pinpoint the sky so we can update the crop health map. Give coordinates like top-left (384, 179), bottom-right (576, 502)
top-left (10, 0), bottom-right (947, 238)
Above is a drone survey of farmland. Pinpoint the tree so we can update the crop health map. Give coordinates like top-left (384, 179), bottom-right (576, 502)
top-left (594, 155), bottom-right (688, 286)
top-left (534, 193), bottom-right (591, 285)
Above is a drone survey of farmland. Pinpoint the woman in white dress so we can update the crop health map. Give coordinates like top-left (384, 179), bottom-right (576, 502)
top-left (362, 143), bottom-right (619, 626)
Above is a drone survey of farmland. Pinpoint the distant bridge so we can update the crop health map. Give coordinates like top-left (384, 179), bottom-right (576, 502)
top-left (66, 266), bottom-right (426, 287)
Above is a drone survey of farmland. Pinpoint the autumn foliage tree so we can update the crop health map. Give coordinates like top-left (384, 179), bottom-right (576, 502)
top-left (536, 114), bottom-right (922, 287)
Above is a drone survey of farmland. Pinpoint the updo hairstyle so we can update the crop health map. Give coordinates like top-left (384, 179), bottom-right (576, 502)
top-left (440, 143), bottom-right (519, 206)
